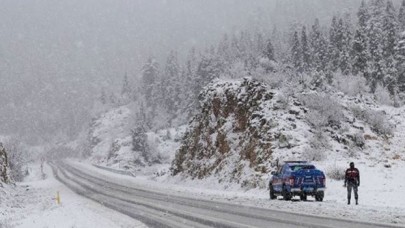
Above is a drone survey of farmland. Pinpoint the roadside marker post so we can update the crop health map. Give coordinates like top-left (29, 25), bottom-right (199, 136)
top-left (56, 191), bottom-right (60, 205)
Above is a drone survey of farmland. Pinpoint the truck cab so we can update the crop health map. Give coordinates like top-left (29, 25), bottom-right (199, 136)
top-left (269, 161), bottom-right (326, 201)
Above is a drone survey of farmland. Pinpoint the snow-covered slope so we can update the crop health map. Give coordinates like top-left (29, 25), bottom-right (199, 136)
top-left (84, 77), bottom-right (404, 192)
top-left (171, 77), bottom-right (404, 188)
top-left (88, 105), bottom-right (133, 164)
top-left (86, 104), bottom-right (185, 173)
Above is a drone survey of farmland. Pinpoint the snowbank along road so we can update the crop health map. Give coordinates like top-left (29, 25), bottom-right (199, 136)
top-left (49, 161), bottom-right (402, 228)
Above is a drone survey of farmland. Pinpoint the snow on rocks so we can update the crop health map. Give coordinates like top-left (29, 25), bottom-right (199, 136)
top-left (171, 78), bottom-right (275, 188)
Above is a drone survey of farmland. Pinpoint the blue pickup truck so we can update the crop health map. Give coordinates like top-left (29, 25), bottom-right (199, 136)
top-left (269, 161), bottom-right (326, 201)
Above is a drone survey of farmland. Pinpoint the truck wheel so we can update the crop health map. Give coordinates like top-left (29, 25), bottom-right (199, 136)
top-left (269, 185), bottom-right (277, 200)
top-left (282, 186), bottom-right (292, 201)
top-left (315, 192), bottom-right (324, 202)
top-left (300, 194), bottom-right (307, 201)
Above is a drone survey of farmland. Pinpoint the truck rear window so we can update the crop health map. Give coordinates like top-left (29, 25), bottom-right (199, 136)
top-left (290, 165), bottom-right (315, 171)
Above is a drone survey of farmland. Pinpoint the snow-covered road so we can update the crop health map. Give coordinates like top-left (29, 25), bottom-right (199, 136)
top-left (50, 161), bottom-right (403, 228)
top-left (0, 163), bottom-right (145, 228)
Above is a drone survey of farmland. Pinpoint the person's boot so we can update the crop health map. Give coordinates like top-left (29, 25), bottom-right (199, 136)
top-left (348, 198), bottom-right (350, 205)
top-left (356, 199), bottom-right (358, 205)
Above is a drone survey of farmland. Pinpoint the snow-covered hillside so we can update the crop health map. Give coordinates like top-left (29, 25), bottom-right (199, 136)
top-left (168, 77), bottom-right (402, 188)
top-left (84, 77), bottom-right (404, 191)
top-left (4, 77), bottom-right (405, 226)
top-left (88, 105), bottom-right (134, 166)
top-left (86, 104), bottom-right (185, 174)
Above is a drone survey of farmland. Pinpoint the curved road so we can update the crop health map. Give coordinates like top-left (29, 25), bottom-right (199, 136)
top-left (49, 162), bottom-right (401, 228)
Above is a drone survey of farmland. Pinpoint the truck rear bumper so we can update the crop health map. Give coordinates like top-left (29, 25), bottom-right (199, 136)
top-left (290, 187), bottom-right (325, 193)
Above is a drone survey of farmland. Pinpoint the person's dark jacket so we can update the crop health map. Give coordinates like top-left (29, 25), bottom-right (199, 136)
top-left (345, 167), bottom-right (360, 186)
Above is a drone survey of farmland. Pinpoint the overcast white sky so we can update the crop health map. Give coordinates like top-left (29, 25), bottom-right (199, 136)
top-left (0, 0), bottom-right (366, 143)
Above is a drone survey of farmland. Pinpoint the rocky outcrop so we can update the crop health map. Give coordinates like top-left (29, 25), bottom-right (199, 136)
top-left (0, 143), bottom-right (12, 185)
top-left (171, 78), bottom-right (274, 188)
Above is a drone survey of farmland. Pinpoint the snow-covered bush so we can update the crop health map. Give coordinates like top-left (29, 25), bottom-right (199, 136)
top-left (374, 84), bottom-right (393, 106)
top-left (350, 105), bottom-right (364, 119)
top-left (302, 147), bottom-right (326, 161)
top-left (302, 131), bottom-right (329, 161)
top-left (131, 126), bottom-right (163, 166)
top-left (365, 110), bottom-right (393, 135)
top-left (347, 147), bottom-right (359, 158)
top-left (306, 110), bottom-right (328, 129)
top-left (131, 126), bottom-right (149, 166)
top-left (310, 71), bottom-right (328, 90)
top-left (333, 74), bottom-right (369, 96)
top-left (274, 93), bottom-right (289, 110)
top-left (0, 143), bottom-right (12, 185)
top-left (257, 72), bottom-right (286, 89)
top-left (146, 135), bottom-right (165, 164)
top-left (326, 164), bottom-right (346, 180)
top-left (351, 106), bottom-right (393, 135)
top-left (352, 132), bottom-right (365, 148)
top-left (3, 138), bottom-right (27, 182)
top-left (300, 93), bottom-right (344, 128)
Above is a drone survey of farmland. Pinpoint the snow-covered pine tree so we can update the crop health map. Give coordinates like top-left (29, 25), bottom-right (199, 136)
top-left (0, 143), bottom-right (12, 185)
top-left (261, 38), bottom-right (277, 73)
top-left (163, 51), bottom-right (182, 118)
top-left (255, 32), bottom-right (266, 57)
top-left (352, 1), bottom-right (371, 78)
top-left (271, 26), bottom-right (287, 64)
top-left (352, 29), bottom-right (370, 77)
top-left (339, 16), bottom-right (353, 75)
top-left (239, 32), bottom-right (259, 73)
top-left (358, 0), bottom-right (370, 31)
top-left (368, 0), bottom-right (386, 92)
top-left (121, 73), bottom-right (132, 101)
top-left (237, 32), bottom-right (248, 59)
top-left (310, 18), bottom-right (328, 73)
top-left (131, 124), bottom-right (149, 166)
top-left (396, 31), bottom-right (405, 91)
top-left (230, 33), bottom-right (243, 60)
top-left (291, 30), bottom-right (302, 72)
top-left (301, 26), bottom-right (311, 72)
top-left (329, 16), bottom-right (342, 72)
top-left (382, 0), bottom-right (398, 94)
top-left (141, 58), bottom-right (160, 108)
top-left (217, 34), bottom-right (231, 64)
top-left (382, 1), bottom-right (398, 61)
top-left (4, 138), bottom-right (26, 182)
top-left (399, 0), bottom-right (405, 31)
top-left (184, 47), bottom-right (200, 110)
top-left (195, 51), bottom-right (223, 91)
top-left (264, 39), bottom-right (276, 62)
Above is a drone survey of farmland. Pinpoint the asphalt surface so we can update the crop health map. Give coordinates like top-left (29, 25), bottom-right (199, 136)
top-left (49, 162), bottom-right (402, 228)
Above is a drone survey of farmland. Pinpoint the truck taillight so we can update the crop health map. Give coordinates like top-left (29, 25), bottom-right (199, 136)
top-left (319, 176), bottom-right (326, 186)
top-left (289, 177), bottom-right (295, 186)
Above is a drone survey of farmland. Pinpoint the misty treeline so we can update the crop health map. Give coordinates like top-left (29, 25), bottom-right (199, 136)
top-left (100, 0), bottom-right (405, 136)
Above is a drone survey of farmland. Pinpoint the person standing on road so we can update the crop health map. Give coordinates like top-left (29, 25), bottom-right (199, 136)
top-left (344, 162), bottom-right (360, 205)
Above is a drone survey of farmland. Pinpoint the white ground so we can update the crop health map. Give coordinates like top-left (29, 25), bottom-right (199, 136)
top-left (69, 160), bottom-right (405, 227)
top-left (0, 163), bottom-right (146, 228)
top-left (2, 159), bottom-right (405, 227)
